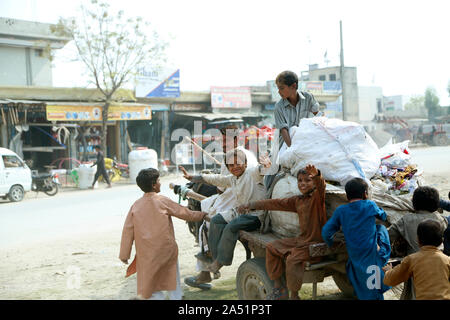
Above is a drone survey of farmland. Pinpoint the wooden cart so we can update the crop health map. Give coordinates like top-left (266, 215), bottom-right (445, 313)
top-left (236, 230), bottom-right (354, 299)
top-left (236, 230), bottom-right (405, 300)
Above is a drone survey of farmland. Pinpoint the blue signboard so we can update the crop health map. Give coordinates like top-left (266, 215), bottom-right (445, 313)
top-left (136, 68), bottom-right (180, 98)
top-left (146, 69), bottom-right (180, 98)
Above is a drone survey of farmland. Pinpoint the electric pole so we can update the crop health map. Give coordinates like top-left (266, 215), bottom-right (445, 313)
top-left (340, 20), bottom-right (346, 121)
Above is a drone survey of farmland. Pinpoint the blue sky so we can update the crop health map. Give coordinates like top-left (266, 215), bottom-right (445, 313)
top-left (1, 0), bottom-right (449, 105)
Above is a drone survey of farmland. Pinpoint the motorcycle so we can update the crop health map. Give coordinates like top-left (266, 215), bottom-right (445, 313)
top-left (32, 172), bottom-right (59, 196)
top-left (114, 159), bottom-right (129, 178)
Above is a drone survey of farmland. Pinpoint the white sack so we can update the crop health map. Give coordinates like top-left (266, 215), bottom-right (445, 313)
top-left (279, 117), bottom-right (380, 186)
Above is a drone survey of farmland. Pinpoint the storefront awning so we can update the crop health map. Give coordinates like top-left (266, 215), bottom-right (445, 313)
top-left (175, 112), bottom-right (265, 121)
top-left (45, 102), bottom-right (152, 121)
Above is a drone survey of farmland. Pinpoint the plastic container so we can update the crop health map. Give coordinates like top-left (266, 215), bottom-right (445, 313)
top-left (128, 148), bottom-right (158, 182)
top-left (78, 164), bottom-right (97, 189)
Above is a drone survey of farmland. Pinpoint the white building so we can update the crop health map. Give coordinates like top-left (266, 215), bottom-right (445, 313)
top-left (358, 86), bottom-right (383, 123)
top-left (0, 17), bottom-right (70, 86)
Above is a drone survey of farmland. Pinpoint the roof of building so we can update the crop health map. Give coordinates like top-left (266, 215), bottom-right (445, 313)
top-left (0, 17), bottom-right (70, 49)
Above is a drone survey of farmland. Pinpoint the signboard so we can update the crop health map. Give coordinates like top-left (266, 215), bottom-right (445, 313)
top-left (135, 66), bottom-right (180, 98)
top-left (383, 95), bottom-right (403, 111)
top-left (325, 96), bottom-right (342, 112)
top-left (46, 105), bottom-right (152, 121)
top-left (173, 104), bottom-right (205, 111)
top-left (300, 81), bottom-right (323, 95)
top-left (211, 86), bottom-right (252, 109)
top-left (267, 80), bottom-right (342, 102)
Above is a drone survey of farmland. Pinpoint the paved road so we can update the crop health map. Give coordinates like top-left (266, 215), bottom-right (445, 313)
top-left (408, 145), bottom-right (450, 175)
top-left (1, 145), bottom-right (448, 249)
top-left (0, 175), bottom-right (187, 249)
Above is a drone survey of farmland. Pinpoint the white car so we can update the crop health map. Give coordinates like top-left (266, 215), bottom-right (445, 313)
top-left (0, 147), bottom-right (32, 202)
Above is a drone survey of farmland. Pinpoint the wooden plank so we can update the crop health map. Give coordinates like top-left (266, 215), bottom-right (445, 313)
top-left (305, 259), bottom-right (339, 271)
top-left (309, 241), bottom-right (347, 257)
top-left (239, 230), bottom-right (281, 248)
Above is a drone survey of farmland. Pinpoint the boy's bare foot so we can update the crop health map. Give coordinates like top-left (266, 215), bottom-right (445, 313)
top-left (196, 271), bottom-right (212, 283)
top-left (208, 260), bottom-right (223, 274)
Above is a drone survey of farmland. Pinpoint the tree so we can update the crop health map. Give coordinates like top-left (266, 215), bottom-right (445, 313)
top-left (424, 87), bottom-right (440, 121)
top-left (404, 95), bottom-right (425, 112)
top-left (52, 0), bottom-right (167, 153)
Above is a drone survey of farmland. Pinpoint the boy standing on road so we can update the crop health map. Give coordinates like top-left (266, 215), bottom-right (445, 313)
top-left (119, 168), bottom-right (208, 300)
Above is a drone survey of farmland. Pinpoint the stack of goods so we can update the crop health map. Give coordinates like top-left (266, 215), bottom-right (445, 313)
top-left (372, 140), bottom-right (422, 195)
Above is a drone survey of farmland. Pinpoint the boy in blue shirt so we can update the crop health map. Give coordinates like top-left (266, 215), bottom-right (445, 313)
top-left (322, 177), bottom-right (391, 300)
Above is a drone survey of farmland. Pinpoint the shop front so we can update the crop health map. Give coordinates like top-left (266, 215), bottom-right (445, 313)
top-left (45, 102), bottom-right (152, 165)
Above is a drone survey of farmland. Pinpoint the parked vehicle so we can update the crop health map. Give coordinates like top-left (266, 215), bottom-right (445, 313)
top-left (0, 147), bottom-right (32, 202)
top-left (31, 172), bottom-right (59, 196)
top-left (416, 123), bottom-right (449, 146)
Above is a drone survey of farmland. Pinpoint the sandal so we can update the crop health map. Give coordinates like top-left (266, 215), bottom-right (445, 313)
top-left (265, 287), bottom-right (289, 300)
top-left (184, 276), bottom-right (212, 290)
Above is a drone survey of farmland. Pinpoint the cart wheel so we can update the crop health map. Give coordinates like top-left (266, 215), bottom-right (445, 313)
top-left (236, 258), bottom-right (274, 300)
top-left (332, 272), bottom-right (356, 298)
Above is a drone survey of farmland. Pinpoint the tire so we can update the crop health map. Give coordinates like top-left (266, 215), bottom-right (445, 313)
top-left (236, 258), bottom-right (274, 300)
top-left (44, 182), bottom-right (58, 196)
top-left (332, 272), bottom-right (356, 298)
top-left (432, 133), bottom-right (449, 146)
top-left (8, 185), bottom-right (25, 202)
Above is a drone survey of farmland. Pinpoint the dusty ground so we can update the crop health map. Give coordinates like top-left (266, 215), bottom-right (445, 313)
top-left (0, 168), bottom-right (448, 300)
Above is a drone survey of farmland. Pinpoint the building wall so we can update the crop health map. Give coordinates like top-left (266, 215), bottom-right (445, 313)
top-left (0, 46), bottom-right (27, 85)
top-left (358, 86), bottom-right (383, 122)
top-left (29, 48), bottom-right (53, 86)
top-left (0, 46), bottom-right (52, 86)
top-left (307, 66), bottom-right (359, 122)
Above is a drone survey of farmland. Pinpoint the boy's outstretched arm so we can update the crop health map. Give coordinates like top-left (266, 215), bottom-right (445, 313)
top-left (383, 257), bottom-right (412, 287)
top-left (370, 201), bottom-right (387, 221)
top-left (321, 210), bottom-right (341, 247)
top-left (162, 196), bottom-right (208, 222)
top-left (180, 165), bottom-right (232, 190)
top-left (237, 196), bottom-right (298, 214)
top-left (305, 164), bottom-right (326, 195)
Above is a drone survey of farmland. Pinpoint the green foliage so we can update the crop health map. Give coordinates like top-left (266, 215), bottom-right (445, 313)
top-left (424, 87), bottom-right (440, 120)
top-left (404, 95), bottom-right (424, 111)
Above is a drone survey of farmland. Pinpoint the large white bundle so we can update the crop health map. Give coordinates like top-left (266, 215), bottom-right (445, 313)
top-left (279, 117), bottom-right (380, 186)
top-left (270, 174), bottom-right (301, 238)
top-left (269, 174), bottom-right (414, 238)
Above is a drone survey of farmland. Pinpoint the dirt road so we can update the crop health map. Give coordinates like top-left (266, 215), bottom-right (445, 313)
top-left (0, 146), bottom-right (448, 300)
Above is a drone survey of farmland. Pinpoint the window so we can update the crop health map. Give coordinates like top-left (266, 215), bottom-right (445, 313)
top-left (2, 155), bottom-right (23, 168)
top-left (319, 75), bottom-right (326, 81)
top-left (329, 74), bottom-right (336, 81)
